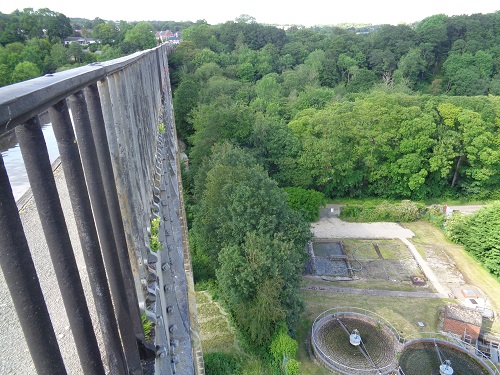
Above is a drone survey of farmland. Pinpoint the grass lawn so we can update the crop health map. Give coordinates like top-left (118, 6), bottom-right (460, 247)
top-left (196, 290), bottom-right (274, 374)
top-left (196, 290), bottom-right (238, 354)
top-left (298, 288), bottom-right (452, 373)
top-left (303, 276), bottom-right (417, 292)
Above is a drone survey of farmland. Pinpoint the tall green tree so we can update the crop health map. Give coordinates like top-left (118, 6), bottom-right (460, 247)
top-left (443, 52), bottom-right (493, 95)
top-left (44, 10), bottom-right (73, 40)
top-left (191, 143), bottom-right (310, 345)
top-left (395, 48), bottom-right (427, 87)
top-left (188, 96), bottom-right (255, 166)
top-left (11, 61), bottom-right (40, 83)
top-left (93, 22), bottom-right (118, 45)
top-left (123, 22), bottom-right (157, 52)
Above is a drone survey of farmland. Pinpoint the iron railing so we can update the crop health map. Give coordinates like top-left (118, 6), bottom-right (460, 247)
top-left (0, 44), bottom-right (202, 375)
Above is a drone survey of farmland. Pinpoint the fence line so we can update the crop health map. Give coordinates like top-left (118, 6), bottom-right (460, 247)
top-left (0, 44), bottom-right (201, 375)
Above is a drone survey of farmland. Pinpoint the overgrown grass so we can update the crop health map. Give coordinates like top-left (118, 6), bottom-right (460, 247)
top-left (341, 239), bottom-right (409, 260)
top-left (301, 290), bottom-right (451, 337)
top-left (303, 277), bottom-right (416, 292)
top-left (196, 288), bottom-right (274, 374)
top-left (339, 200), bottom-right (425, 222)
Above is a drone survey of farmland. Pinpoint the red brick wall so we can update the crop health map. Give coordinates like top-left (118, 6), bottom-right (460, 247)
top-left (443, 317), bottom-right (480, 341)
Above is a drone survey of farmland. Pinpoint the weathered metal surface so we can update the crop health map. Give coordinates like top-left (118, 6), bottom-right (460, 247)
top-left (85, 83), bottom-right (145, 343)
top-left (68, 90), bottom-right (143, 375)
top-left (0, 154), bottom-right (67, 375)
top-left (49, 99), bottom-right (128, 374)
top-left (15, 117), bottom-right (105, 375)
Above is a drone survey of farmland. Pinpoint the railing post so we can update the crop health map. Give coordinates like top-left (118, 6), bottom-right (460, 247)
top-left (0, 154), bottom-right (67, 375)
top-left (97, 77), bottom-right (147, 307)
top-left (15, 116), bottom-right (105, 375)
top-left (84, 83), bottom-right (145, 341)
top-left (49, 99), bottom-right (128, 374)
top-left (67, 90), bottom-right (143, 375)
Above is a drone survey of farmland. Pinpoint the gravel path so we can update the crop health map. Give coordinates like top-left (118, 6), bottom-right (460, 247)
top-left (312, 217), bottom-right (415, 239)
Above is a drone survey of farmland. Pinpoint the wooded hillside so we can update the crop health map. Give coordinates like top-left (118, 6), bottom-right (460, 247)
top-left (172, 13), bottom-right (499, 367)
top-left (172, 13), bottom-right (500, 201)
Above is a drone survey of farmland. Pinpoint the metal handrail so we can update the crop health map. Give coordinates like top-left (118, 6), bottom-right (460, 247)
top-left (0, 46), bottom-right (172, 134)
top-left (0, 43), bottom-right (191, 375)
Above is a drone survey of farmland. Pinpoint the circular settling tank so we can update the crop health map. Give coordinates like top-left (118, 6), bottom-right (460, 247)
top-left (399, 341), bottom-right (490, 375)
top-left (312, 313), bottom-right (399, 374)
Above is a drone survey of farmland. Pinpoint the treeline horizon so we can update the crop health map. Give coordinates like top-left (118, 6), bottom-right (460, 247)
top-left (172, 11), bottom-right (500, 202)
top-left (0, 7), bottom-right (196, 87)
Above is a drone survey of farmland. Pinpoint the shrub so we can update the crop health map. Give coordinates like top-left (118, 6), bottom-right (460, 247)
top-left (340, 200), bottom-right (425, 222)
top-left (149, 216), bottom-right (161, 252)
top-left (283, 187), bottom-right (326, 222)
top-left (270, 324), bottom-right (300, 374)
top-left (285, 358), bottom-right (300, 375)
top-left (204, 352), bottom-right (241, 375)
top-left (423, 204), bottom-right (445, 228)
top-left (445, 202), bottom-right (500, 277)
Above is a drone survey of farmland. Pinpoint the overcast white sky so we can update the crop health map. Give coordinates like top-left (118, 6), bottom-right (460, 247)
top-left (0, 0), bottom-right (498, 26)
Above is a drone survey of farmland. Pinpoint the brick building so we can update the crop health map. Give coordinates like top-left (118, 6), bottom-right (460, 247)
top-left (443, 304), bottom-right (482, 344)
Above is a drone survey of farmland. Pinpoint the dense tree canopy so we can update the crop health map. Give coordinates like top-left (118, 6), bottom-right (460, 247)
top-left (173, 13), bottom-right (500, 202)
top-left (189, 143), bottom-right (311, 346)
top-left (0, 9), bottom-right (194, 86)
top-left (445, 202), bottom-right (500, 277)
top-left (172, 17), bottom-right (500, 353)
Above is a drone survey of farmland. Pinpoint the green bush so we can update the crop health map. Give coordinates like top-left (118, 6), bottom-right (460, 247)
top-left (149, 216), bottom-right (161, 252)
top-left (204, 352), bottom-right (242, 375)
top-left (423, 204), bottom-right (446, 228)
top-left (445, 202), bottom-right (500, 277)
top-left (340, 200), bottom-right (425, 222)
top-left (285, 358), bottom-right (300, 375)
top-left (270, 324), bottom-right (300, 374)
top-left (283, 187), bottom-right (326, 222)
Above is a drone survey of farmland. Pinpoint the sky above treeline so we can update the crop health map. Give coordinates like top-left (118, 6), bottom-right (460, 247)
top-left (0, 0), bottom-right (498, 26)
